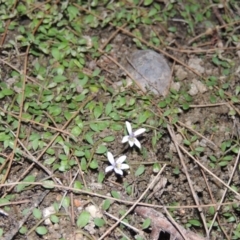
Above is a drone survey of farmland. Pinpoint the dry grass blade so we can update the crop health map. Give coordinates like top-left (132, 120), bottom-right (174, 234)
top-left (167, 124), bottom-right (209, 238)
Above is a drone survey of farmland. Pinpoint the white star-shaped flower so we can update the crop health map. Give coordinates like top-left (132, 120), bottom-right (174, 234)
top-left (105, 152), bottom-right (129, 175)
top-left (122, 121), bottom-right (146, 149)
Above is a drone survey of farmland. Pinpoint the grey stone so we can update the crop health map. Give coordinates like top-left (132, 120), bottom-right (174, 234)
top-left (125, 50), bottom-right (172, 95)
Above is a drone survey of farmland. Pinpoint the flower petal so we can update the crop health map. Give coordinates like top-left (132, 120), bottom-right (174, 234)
top-left (134, 139), bottom-right (141, 149)
top-left (125, 121), bottom-right (132, 134)
top-left (122, 135), bottom-right (129, 143)
top-left (121, 164), bottom-right (130, 170)
top-left (116, 155), bottom-right (126, 164)
top-left (114, 168), bottom-right (123, 175)
top-left (105, 166), bottom-right (114, 173)
top-left (107, 152), bottom-right (115, 165)
top-left (134, 128), bottom-right (146, 136)
top-left (129, 140), bottom-right (134, 147)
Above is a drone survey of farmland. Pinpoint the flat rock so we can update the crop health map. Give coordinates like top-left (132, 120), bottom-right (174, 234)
top-left (125, 50), bottom-right (172, 95)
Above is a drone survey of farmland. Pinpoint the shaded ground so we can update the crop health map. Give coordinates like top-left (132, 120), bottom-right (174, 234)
top-left (0, 1), bottom-right (240, 240)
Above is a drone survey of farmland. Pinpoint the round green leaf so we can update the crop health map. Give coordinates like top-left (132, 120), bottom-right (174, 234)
top-left (50, 215), bottom-right (59, 224)
top-left (36, 226), bottom-right (48, 235)
top-left (90, 159), bottom-right (98, 169)
top-left (142, 218), bottom-right (151, 229)
top-left (77, 211), bottom-right (90, 228)
top-left (96, 145), bottom-right (107, 154)
top-left (94, 218), bottom-right (105, 227)
top-left (33, 208), bottom-right (42, 219)
top-left (71, 126), bottom-right (82, 137)
top-left (62, 197), bottom-right (70, 208)
top-left (42, 180), bottom-right (55, 189)
top-left (74, 180), bottom-right (83, 190)
top-left (19, 226), bottom-right (27, 234)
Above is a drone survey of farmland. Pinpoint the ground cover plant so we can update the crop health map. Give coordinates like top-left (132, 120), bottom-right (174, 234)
top-left (0, 0), bottom-right (240, 239)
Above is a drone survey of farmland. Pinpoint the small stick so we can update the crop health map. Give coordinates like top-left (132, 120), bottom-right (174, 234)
top-left (208, 149), bottom-right (240, 233)
top-left (104, 211), bottom-right (144, 236)
top-left (167, 124), bottom-right (209, 238)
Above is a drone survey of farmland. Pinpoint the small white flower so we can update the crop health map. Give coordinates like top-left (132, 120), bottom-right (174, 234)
top-left (105, 152), bottom-right (129, 175)
top-left (122, 121), bottom-right (146, 149)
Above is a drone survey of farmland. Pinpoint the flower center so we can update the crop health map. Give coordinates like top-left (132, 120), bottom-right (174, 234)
top-left (116, 163), bottom-right (122, 169)
top-left (129, 134), bottom-right (135, 142)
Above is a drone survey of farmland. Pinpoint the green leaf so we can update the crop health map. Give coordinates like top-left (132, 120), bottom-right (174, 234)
top-left (110, 123), bottom-right (122, 131)
top-left (135, 236), bottom-right (145, 240)
top-left (92, 68), bottom-right (101, 77)
top-left (71, 126), bottom-right (82, 137)
top-left (188, 219), bottom-right (202, 227)
top-left (144, 0), bottom-right (153, 6)
top-left (44, 157), bottom-right (56, 165)
top-left (53, 75), bottom-right (67, 83)
top-left (153, 163), bottom-right (161, 173)
top-left (51, 48), bottom-right (61, 60)
top-left (111, 191), bottom-right (120, 199)
top-left (81, 158), bottom-right (87, 171)
top-left (94, 104), bottom-right (103, 119)
top-left (90, 159), bottom-right (98, 169)
top-left (90, 123), bottom-right (100, 132)
top-left (173, 166), bottom-right (180, 175)
top-left (96, 145), bottom-right (107, 154)
top-left (74, 180), bottom-right (83, 190)
top-left (48, 105), bottom-right (62, 116)
top-left (0, 133), bottom-right (10, 141)
top-left (74, 150), bottom-right (85, 157)
top-left (50, 215), bottom-right (59, 224)
top-left (102, 199), bottom-right (111, 210)
top-left (182, 103), bottom-right (190, 110)
top-left (135, 165), bottom-right (145, 176)
top-left (2, 88), bottom-right (14, 96)
top-left (85, 132), bottom-right (94, 145)
top-left (218, 89), bottom-right (225, 99)
top-left (17, 175), bottom-right (35, 192)
top-left (42, 180), bottom-right (55, 189)
top-left (36, 226), bottom-right (48, 235)
top-left (208, 206), bottom-right (215, 215)
top-left (77, 211), bottom-right (90, 228)
top-left (105, 102), bottom-right (112, 116)
top-left (103, 136), bottom-right (115, 142)
top-left (142, 218), bottom-right (151, 229)
top-left (19, 226), bottom-right (27, 234)
top-left (33, 208), bottom-right (42, 219)
top-left (195, 147), bottom-right (204, 152)
top-left (94, 218), bottom-right (105, 227)
top-left (209, 155), bottom-right (217, 162)
top-left (67, 5), bottom-right (79, 21)
top-left (138, 110), bottom-right (152, 124)
top-left (218, 161), bottom-right (228, 167)
top-left (222, 155), bottom-right (233, 161)
top-left (98, 172), bottom-right (105, 183)
top-left (168, 26), bottom-right (177, 32)
top-left (62, 197), bottom-right (70, 208)
top-left (109, 112), bottom-right (120, 120)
